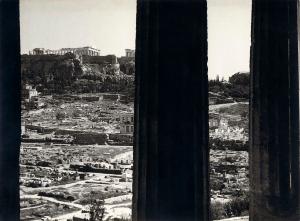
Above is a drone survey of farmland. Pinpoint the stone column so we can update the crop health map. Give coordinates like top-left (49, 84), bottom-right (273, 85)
top-left (133, 0), bottom-right (209, 221)
top-left (250, 0), bottom-right (300, 220)
top-left (0, 1), bottom-right (20, 220)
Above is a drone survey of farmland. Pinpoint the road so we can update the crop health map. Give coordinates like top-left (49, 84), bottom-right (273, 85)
top-left (21, 194), bottom-right (84, 209)
top-left (217, 216), bottom-right (249, 221)
top-left (21, 193), bottom-right (132, 221)
top-left (21, 194), bottom-right (85, 221)
top-left (20, 204), bottom-right (44, 211)
top-left (112, 150), bottom-right (133, 161)
top-left (21, 172), bottom-right (105, 193)
top-left (209, 102), bottom-right (239, 112)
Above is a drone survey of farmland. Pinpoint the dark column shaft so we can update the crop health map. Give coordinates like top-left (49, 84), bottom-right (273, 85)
top-left (133, 0), bottom-right (209, 221)
top-left (0, 0), bottom-right (21, 220)
top-left (250, 0), bottom-right (300, 220)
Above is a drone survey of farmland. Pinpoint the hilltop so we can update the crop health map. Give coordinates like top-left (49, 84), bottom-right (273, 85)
top-left (21, 53), bottom-right (134, 98)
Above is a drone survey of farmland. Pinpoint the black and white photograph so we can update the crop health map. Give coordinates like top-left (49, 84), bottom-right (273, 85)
top-left (20, 1), bottom-right (135, 220)
top-left (0, 0), bottom-right (298, 221)
top-left (19, 1), bottom-right (252, 220)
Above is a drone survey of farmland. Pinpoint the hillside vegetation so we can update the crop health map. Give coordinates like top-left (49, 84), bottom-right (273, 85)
top-left (21, 53), bottom-right (134, 97)
top-left (209, 72), bottom-right (249, 100)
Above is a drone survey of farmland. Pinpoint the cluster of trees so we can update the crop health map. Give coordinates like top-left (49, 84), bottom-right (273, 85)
top-left (22, 53), bottom-right (82, 93)
top-left (71, 75), bottom-right (134, 94)
top-left (89, 197), bottom-right (105, 221)
top-left (211, 194), bottom-right (249, 220)
top-left (211, 190), bottom-right (249, 220)
top-left (81, 64), bottom-right (120, 79)
top-left (120, 62), bottom-right (135, 75)
top-left (209, 72), bottom-right (250, 100)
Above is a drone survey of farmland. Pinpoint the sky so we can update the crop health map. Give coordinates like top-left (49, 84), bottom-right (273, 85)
top-left (207, 0), bottom-right (252, 80)
top-left (20, 0), bottom-right (137, 57)
top-left (20, 0), bottom-right (251, 80)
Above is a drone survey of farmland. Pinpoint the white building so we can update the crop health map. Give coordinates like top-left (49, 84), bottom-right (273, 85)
top-left (21, 121), bottom-right (26, 136)
top-left (125, 49), bottom-right (135, 58)
top-left (22, 84), bottom-right (38, 102)
top-left (119, 112), bottom-right (134, 134)
top-left (30, 46), bottom-right (101, 56)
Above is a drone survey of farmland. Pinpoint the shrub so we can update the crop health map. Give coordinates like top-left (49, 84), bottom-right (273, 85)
top-left (211, 180), bottom-right (225, 191)
top-left (211, 193), bottom-right (249, 220)
top-left (56, 111), bottom-right (66, 120)
top-left (224, 197), bottom-right (249, 217)
top-left (211, 202), bottom-right (226, 220)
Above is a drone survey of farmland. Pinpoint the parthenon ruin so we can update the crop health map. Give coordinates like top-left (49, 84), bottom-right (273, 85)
top-left (30, 46), bottom-right (101, 56)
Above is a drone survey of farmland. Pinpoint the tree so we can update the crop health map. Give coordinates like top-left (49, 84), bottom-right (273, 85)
top-left (228, 72), bottom-right (249, 86)
top-left (56, 111), bottom-right (66, 121)
top-left (89, 193), bottom-right (105, 221)
top-left (72, 109), bottom-right (81, 118)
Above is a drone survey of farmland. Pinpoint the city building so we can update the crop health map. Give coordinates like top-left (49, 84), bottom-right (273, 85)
top-left (72, 212), bottom-right (90, 221)
top-left (209, 118), bottom-right (219, 128)
top-left (21, 146), bottom-right (43, 153)
top-left (219, 118), bottom-right (229, 129)
top-left (125, 49), bottom-right (135, 58)
top-left (30, 46), bottom-right (101, 56)
top-left (209, 113), bottom-right (220, 128)
top-left (21, 84), bottom-right (38, 102)
top-left (119, 112), bottom-right (134, 134)
top-left (21, 121), bottom-right (26, 136)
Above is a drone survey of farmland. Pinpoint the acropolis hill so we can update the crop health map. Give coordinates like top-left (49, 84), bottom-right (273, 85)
top-left (21, 49), bottom-right (135, 96)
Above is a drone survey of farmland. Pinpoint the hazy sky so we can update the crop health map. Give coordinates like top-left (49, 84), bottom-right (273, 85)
top-left (20, 0), bottom-right (251, 79)
top-left (208, 0), bottom-right (252, 79)
top-left (20, 0), bottom-right (137, 57)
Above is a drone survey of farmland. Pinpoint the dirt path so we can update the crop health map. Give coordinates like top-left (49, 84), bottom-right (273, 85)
top-left (112, 151), bottom-right (133, 161)
top-left (216, 216), bottom-right (249, 221)
top-left (21, 194), bottom-right (84, 209)
top-left (209, 102), bottom-right (237, 112)
top-left (22, 193), bottom-right (132, 221)
top-left (20, 204), bottom-right (44, 211)
top-left (21, 173), bottom-right (105, 194)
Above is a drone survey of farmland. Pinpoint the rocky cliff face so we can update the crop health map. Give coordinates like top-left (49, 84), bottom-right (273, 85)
top-left (21, 53), bottom-right (134, 96)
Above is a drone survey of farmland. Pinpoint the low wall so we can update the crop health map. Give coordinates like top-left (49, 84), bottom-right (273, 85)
top-left (26, 124), bottom-right (134, 145)
top-left (81, 96), bottom-right (99, 102)
top-left (102, 94), bottom-right (119, 101)
top-left (26, 125), bottom-right (56, 134)
top-left (108, 133), bottom-right (133, 145)
top-left (70, 164), bottom-right (122, 174)
top-left (21, 138), bottom-right (69, 144)
top-left (209, 139), bottom-right (249, 151)
top-left (55, 129), bottom-right (108, 145)
top-left (72, 132), bottom-right (108, 145)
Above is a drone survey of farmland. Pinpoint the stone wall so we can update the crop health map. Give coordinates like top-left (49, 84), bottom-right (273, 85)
top-left (82, 55), bottom-right (117, 65)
